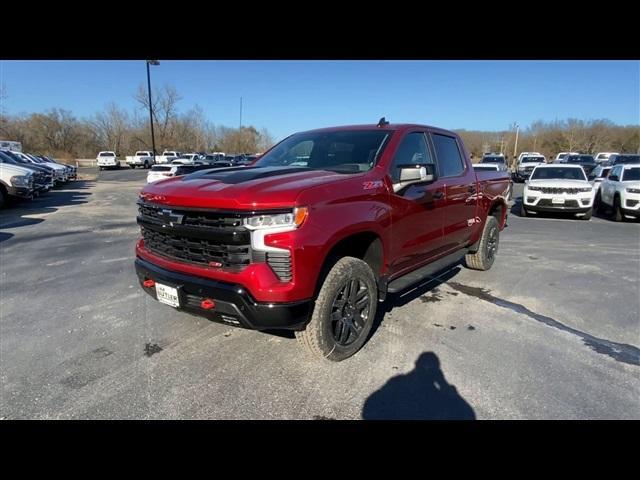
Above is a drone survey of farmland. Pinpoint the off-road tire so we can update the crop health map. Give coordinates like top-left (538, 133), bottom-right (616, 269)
top-left (465, 216), bottom-right (499, 271)
top-left (296, 256), bottom-right (378, 362)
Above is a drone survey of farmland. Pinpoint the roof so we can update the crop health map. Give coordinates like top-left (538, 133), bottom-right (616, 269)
top-left (297, 123), bottom-right (457, 136)
top-left (535, 163), bottom-right (583, 168)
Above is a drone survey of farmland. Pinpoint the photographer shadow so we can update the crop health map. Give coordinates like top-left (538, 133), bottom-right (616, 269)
top-left (362, 351), bottom-right (476, 420)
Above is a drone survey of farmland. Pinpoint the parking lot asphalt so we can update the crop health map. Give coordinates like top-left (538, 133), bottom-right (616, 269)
top-left (1, 169), bottom-right (638, 419)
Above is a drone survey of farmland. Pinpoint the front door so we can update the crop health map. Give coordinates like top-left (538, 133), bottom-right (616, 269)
top-left (388, 131), bottom-right (447, 276)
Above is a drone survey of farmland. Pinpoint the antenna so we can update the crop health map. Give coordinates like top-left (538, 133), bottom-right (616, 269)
top-left (377, 117), bottom-right (389, 127)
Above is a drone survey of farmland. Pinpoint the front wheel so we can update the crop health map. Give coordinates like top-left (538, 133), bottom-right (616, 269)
top-left (465, 216), bottom-right (500, 271)
top-left (613, 196), bottom-right (624, 222)
top-left (296, 257), bottom-right (377, 362)
top-left (129, 165), bottom-right (135, 169)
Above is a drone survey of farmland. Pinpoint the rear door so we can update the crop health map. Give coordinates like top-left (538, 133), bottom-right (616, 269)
top-left (429, 132), bottom-right (477, 252)
top-left (388, 130), bottom-right (446, 276)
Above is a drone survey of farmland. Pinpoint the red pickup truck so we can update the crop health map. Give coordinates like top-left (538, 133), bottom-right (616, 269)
top-left (135, 122), bottom-right (510, 361)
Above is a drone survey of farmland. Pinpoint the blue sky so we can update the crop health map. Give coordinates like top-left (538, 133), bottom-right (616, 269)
top-left (1, 60), bottom-right (638, 141)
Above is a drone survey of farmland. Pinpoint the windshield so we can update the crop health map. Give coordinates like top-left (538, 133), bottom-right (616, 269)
top-left (531, 167), bottom-right (587, 181)
top-left (567, 155), bottom-right (594, 163)
top-left (595, 168), bottom-right (611, 178)
top-left (614, 155), bottom-right (640, 165)
top-left (622, 168), bottom-right (640, 182)
top-left (135, 152), bottom-right (149, 156)
top-left (255, 130), bottom-right (391, 173)
top-left (522, 157), bottom-right (544, 163)
top-left (99, 152), bottom-right (115, 157)
top-left (482, 156), bottom-right (504, 163)
top-left (473, 164), bottom-right (498, 170)
top-left (557, 153), bottom-right (567, 159)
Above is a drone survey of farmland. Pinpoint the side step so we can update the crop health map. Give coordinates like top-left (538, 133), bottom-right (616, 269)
top-left (386, 249), bottom-right (467, 294)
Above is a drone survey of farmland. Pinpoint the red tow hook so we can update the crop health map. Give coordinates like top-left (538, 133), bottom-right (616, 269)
top-left (201, 299), bottom-right (216, 310)
top-left (143, 279), bottom-right (156, 288)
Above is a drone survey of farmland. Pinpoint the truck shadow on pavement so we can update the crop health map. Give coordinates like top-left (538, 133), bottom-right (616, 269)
top-left (362, 351), bottom-right (476, 420)
top-left (369, 265), bottom-right (462, 341)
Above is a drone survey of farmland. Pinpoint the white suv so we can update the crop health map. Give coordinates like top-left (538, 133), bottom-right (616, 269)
top-left (596, 164), bottom-right (640, 221)
top-left (97, 151), bottom-right (119, 170)
top-left (521, 164), bottom-right (594, 219)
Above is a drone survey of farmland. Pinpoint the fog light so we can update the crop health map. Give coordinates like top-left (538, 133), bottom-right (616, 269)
top-left (143, 279), bottom-right (155, 288)
top-left (201, 298), bottom-right (216, 310)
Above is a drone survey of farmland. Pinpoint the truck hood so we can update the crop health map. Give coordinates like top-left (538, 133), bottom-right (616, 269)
top-left (140, 166), bottom-right (352, 209)
top-left (527, 179), bottom-right (591, 188)
top-left (1, 163), bottom-right (34, 176)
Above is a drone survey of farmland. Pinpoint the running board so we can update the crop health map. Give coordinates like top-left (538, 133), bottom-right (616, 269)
top-left (386, 249), bottom-right (468, 294)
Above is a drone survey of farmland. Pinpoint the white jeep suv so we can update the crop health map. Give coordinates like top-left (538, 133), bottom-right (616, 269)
top-left (521, 164), bottom-right (594, 219)
top-left (596, 165), bottom-right (640, 221)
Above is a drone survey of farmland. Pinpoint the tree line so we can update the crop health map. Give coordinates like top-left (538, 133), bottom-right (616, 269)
top-left (0, 84), bottom-right (275, 159)
top-left (456, 119), bottom-right (639, 163)
top-left (1, 83), bottom-right (638, 161)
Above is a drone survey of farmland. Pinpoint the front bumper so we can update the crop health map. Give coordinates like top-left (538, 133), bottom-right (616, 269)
top-left (135, 256), bottom-right (313, 330)
top-left (7, 185), bottom-right (34, 199)
top-left (524, 192), bottom-right (593, 213)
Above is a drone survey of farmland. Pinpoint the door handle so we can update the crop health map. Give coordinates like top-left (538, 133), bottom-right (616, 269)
top-left (468, 184), bottom-right (476, 194)
top-left (433, 191), bottom-right (444, 200)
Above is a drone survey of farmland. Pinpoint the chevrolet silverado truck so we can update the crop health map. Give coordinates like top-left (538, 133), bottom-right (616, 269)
top-left (135, 122), bottom-right (510, 361)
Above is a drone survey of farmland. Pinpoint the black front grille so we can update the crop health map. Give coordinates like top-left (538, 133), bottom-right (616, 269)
top-left (537, 199), bottom-right (579, 208)
top-left (138, 202), bottom-right (252, 270)
top-left (141, 227), bottom-right (251, 269)
top-left (537, 187), bottom-right (587, 194)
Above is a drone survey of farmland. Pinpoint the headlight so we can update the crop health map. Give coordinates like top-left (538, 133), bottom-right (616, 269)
top-left (243, 207), bottom-right (308, 230)
top-left (527, 186), bottom-right (542, 191)
top-left (10, 175), bottom-right (32, 187)
top-left (627, 188), bottom-right (640, 194)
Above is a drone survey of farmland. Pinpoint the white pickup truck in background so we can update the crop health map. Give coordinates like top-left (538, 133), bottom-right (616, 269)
top-left (96, 151), bottom-right (120, 170)
top-left (125, 151), bottom-right (155, 169)
top-left (155, 150), bottom-right (182, 164)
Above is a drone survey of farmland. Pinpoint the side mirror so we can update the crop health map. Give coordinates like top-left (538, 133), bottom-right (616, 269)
top-left (395, 163), bottom-right (436, 192)
top-left (400, 163), bottom-right (435, 182)
top-left (588, 175), bottom-right (595, 181)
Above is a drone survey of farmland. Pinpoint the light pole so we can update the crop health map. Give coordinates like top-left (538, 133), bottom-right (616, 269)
top-left (146, 60), bottom-right (160, 163)
top-left (512, 123), bottom-right (520, 165)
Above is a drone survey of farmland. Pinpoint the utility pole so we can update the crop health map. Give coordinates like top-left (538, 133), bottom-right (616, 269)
top-left (513, 123), bottom-right (520, 160)
top-left (239, 97), bottom-right (243, 130)
top-left (146, 60), bottom-right (160, 163)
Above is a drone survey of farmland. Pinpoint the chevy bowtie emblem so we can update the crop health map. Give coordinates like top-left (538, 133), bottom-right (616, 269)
top-left (159, 209), bottom-right (184, 227)
top-left (208, 261), bottom-right (222, 268)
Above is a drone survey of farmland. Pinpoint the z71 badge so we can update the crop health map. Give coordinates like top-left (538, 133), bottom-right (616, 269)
top-left (363, 180), bottom-right (384, 190)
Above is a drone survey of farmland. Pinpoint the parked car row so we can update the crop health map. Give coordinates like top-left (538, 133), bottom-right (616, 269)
top-left (0, 149), bottom-right (77, 208)
top-left (98, 150), bottom-right (261, 170)
top-left (518, 162), bottom-right (640, 222)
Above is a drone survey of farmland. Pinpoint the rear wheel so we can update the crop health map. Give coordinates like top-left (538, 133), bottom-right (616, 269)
top-left (296, 256), bottom-right (377, 362)
top-left (144, 161), bottom-right (149, 169)
top-left (465, 216), bottom-right (499, 271)
top-left (129, 165), bottom-right (135, 169)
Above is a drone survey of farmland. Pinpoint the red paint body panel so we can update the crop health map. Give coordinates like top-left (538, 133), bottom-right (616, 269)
top-left (136, 124), bottom-right (510, 305)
